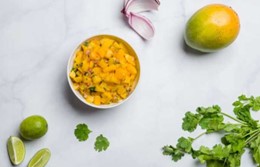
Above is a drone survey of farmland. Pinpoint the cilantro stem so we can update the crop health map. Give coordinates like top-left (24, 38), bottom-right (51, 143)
top-left (221, 112), bottom-right (247, 125)
top-left (194, 132), bottom-right (207, 141)
top-left (245, 130), bottom-right (260, 145)
top-left (243, 129), bottom-right (260, 138)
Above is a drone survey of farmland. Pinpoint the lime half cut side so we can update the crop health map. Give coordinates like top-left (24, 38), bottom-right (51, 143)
top-left (7, 136), bottom-right (26, 165)
top-left (28, 148), bottom-right (51, 167)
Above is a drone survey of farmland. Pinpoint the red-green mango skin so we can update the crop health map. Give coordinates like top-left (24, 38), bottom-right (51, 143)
top-left (184, 4), bottom-right (240, 52)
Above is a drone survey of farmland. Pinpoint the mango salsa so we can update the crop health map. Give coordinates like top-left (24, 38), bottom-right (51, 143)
top-left (70, 36), bottom-right (139, 105)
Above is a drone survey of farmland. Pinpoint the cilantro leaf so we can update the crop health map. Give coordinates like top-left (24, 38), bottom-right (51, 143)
top-left (212, 144), bottom-right (230, 159)
top-left (223, 124), bottom-right (240, 132)
top-left (228, 151), bottom-right (244, 167)
top-left (74, 123), bottom-right (92, 141)
top-left (233, 103), bottom-right (258, 128)
top-left (162, 145), bottom-right (185, 162)
top-left (182, 112), bottom-right (201, 132)
top-left (251, 96), bottom-right (260, 111)
top-left (222, 134), bottom-right (245, 152)
top-left (199, 113), bottom-right (224, 132)
top-left (176, 137), bottom-right (193, 153)
top-left (196, 105), bottom-right (221, 115)
top-left (195, 106), bottom-right (225, 132)
top-left (94, 134), bottom-right (110, 152)
top-left (206, 160), bottom-right (225, 167)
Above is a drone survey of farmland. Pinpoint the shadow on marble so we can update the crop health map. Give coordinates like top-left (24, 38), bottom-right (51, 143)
top-left (181, 38), bottom-right (210, 56)
top-left (63, 82), bottom-right (122, 119)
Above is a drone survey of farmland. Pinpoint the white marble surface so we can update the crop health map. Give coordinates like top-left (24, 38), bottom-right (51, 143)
top-left (1, 0), bottom-right (260, 166)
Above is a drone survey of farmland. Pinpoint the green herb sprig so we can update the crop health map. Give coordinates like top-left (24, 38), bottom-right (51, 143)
top-left (74, 124), bottom-right (92, 141)
top-left (162, 95), bottom-right (260, 167)
top-left (74, 123), bottom-right (110, 152)
top-left (94, 134), bottom-right (110, 152)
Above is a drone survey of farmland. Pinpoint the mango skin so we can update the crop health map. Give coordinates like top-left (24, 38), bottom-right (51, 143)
top-left (184, 4), bottom-right (240, 52)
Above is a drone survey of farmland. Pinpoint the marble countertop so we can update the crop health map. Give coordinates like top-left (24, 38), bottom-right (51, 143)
top-left (1, 0), bottom-right (260, 166)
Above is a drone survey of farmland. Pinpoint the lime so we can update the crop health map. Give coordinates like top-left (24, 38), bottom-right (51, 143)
top-left (28, 148), bottom-right (51, 167)
top-left (19, 115), bottom-right (48, 140)
top-left (7, 136), bottom-right (26, 165)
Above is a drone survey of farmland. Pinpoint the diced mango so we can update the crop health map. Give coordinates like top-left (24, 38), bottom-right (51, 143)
top-left (119, 43), bottom-right (128, 53)
top-left (103, 64), bottom-right (117, 73)
top-left (101, 38), bottom-right (114, 49)
top-left (93, 96), bottom-right (101, 105)
top-left (126, 64), bottom-right (137, 74)
top-left (117, 86), bottom-right (127, 99)
top-left (97, 48), bottom-right (106, 57)
top-left (73, 76), bottom-right (82, 83)
top-left (92, 75), bottom-right (102, 84)
top-left (70, 71), bottom-right (76, 79)
top-left (73, 83), bottom-right (79, 90)
top-left (97, 59), bottom-right (107, 68)
top-left (115, 49), bottom-right (125, 62)
top-left (113, 42), bottom-right (120, 49)
top-left (105, 49), bottom-right (113, 58)
top-left (75, 51), bottom-right (83, 64)
top-left (95, 85), bottom-right (105, 92)
top-left (70, 36), bottom-right (138, 105)
top-left (125, 54), bottom-right (135, 66)
top-left (83, 76), bottom-right (92, 84)
top-left (89, 61), bottom-right (94, 68)
top-left (86, 95), bottom-right (94, 103)
top-left (82, 60), bottom-right (89, 72)
top-left (93, 67), bottom-right (102, 74)
top-left (90, 52), bottom-right (100, 60)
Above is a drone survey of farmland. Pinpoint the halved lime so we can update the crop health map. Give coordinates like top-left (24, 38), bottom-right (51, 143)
top-left (7, 136), bottom-right (26, 165)
top-left (28, 148), bottom-right (51, 167)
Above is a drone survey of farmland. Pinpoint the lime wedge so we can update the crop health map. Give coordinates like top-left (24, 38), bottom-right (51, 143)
top-left (7, 136), bottom-right (26, 165)
top-left (28, 148), bottom-right (51, 167)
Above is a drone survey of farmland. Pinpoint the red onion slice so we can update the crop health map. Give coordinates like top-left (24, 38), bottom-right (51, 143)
top-left (128, 12), bottom-right (155, 40)
top-left (122, 0), bottom-right (160, 40)
top-left (127, 0), bottom-right (160, 14)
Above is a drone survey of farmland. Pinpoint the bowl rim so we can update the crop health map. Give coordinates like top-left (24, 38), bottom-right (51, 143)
top-left (67, 34), bottom-right (140, 109)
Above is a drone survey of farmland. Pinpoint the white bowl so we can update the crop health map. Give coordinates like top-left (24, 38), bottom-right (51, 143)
top-left (67, 34), bottom-right (140, 109)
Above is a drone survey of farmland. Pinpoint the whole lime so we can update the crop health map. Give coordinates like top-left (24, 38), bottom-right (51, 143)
top-left (184, 4), bottom-right (240, 52)
top-left (19, 115), bottom-right (48, 140)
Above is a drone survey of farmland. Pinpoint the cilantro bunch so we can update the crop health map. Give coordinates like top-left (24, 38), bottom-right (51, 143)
top-left (162, 95), bottom-right (260, 167)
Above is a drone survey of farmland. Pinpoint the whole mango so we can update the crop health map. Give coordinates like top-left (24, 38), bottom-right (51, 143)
top-left (184, 4), bottom-right (240, 52)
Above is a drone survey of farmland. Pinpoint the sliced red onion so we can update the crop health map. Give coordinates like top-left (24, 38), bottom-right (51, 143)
top-left (124, 0), bottom-right (129, 6)
top-left (128, 12), bottom-right (155, 40)
top-left (123, 0), bottom-right (160, 15)
top-left (155, 0), bottom-right (160, 5)
top-left (122, 0), bottom-right (160, 40)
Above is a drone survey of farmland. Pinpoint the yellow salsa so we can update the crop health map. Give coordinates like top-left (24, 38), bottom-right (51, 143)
top-left (69, 36), bottom-right (139, 105)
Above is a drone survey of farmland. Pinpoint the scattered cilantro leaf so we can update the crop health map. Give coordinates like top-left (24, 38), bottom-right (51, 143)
top-left (94, 134), bottom-right (110, 152)
top-left (74, 123), bottom-right (92, 141)
top-left (162, 95), bottom-right (260, 167)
